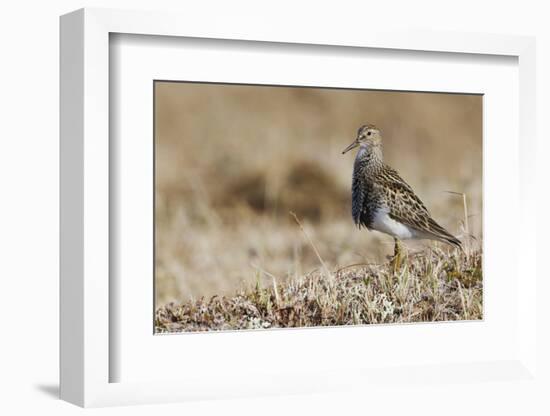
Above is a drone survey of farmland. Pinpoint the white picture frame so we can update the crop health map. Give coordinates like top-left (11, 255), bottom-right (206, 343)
top-left (60, 7), bottom-right (538, 408)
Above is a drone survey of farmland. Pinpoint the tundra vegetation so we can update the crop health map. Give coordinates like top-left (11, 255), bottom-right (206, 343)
top-left (154, 82), bottom-right (483, 331)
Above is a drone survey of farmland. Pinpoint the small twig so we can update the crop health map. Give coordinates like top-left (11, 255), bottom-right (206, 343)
top-left (335, 262), bottom-right (378, 278)
top-left (445, 191), bottom-right (472, 256)
top-left (250, 263), bottom-right (281, 307)
top-left (289, 211), bottom-right (331, 277)
top-left (445, 191), bottom-right (469, 235)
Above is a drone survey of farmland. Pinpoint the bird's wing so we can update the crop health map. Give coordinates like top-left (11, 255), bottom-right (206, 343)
top-left (378, 166), bottom-right (431, 229)
top-left (378, 166), bottom-right (461, 248)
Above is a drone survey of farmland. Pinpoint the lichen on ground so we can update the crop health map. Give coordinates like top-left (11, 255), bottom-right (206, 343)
top-left (155, 248), bottom-right (482, 333)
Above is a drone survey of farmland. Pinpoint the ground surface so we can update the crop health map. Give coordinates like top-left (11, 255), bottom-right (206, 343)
top-left (155, 247), bottom-right (482, 332)
top-left (154, 84), bottom-right (483, 305)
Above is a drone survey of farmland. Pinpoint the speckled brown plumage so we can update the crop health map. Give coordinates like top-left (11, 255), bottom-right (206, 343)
top-left (343, 123), bottom-right (462, 249)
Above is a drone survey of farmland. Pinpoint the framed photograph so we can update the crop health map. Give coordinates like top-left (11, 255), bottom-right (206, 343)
top-left (153, 81), bottom-right (483, 334)
top-left (60, 8), bottom-right (538, 407)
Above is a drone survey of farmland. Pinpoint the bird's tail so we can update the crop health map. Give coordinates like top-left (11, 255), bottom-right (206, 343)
top-left (438, 234), bottom-right (463, 251)
top-left (427, 218), bottom-right (463, 251)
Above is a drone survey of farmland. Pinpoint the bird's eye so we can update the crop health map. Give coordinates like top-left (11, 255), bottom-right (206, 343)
top-left (367, 132), bottom-right (372, 136)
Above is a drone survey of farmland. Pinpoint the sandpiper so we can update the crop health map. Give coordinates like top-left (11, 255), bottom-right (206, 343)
top-left (342, 123), bottom-right (461, 266)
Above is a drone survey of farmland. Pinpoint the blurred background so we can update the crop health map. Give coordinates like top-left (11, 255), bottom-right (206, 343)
top-left (155, 82), bottom-right (482, 306)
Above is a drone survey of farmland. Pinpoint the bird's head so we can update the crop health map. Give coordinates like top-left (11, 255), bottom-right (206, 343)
top-left (342, 124), bottom-right (382, 154)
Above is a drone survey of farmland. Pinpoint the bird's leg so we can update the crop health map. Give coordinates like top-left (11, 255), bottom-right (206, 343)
top-left (391, 237), bottom-right (404, 271)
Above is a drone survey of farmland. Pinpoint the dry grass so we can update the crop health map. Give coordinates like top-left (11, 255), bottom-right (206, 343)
top-left (155, 246), bottom-right (482, 333)
top-left (154, 82), bottom-right (483, 311)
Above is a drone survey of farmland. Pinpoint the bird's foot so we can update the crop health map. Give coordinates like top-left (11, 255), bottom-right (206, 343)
top-left (390, 238), bottom-right (405, 272)
top-left (389, 253), bottom-right (403, 272)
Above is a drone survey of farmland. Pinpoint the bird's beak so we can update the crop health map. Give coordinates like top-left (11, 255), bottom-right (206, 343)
top-left (342, 140), bottom-right (359, 154)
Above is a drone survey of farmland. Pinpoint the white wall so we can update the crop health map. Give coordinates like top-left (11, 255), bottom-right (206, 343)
top-left (1, 1), bottom-right (548, 414)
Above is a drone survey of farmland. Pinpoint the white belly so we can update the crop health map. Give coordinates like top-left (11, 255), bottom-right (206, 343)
top-left (370, 208), bottom-right (418, 240)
